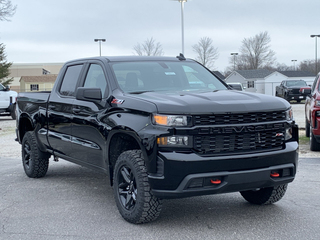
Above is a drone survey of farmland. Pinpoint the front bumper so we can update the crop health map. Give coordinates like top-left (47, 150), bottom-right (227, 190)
top-left (286, 94), bottom-right (306, 101)
top-left (311, 108), bottom-right (320, 142)
top-left (149, 141), bottom-right (298, 199)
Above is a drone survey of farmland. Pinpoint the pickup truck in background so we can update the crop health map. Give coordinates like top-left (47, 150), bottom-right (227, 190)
top-left (16, 56), bottom-right (299, 224)
top-left (0, 83), bottom-right (17, 119)
top-left (305, 73), bottom-right (320, 151)
top-left (275, 79), bottom-right (311, 103)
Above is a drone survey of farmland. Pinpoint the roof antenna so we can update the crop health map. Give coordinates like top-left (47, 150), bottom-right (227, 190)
top-left (176, 53), bottom-right (186, 61)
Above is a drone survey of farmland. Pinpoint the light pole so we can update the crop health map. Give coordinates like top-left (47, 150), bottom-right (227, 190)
top-left (174, 0), bottom-right (187, 55)
top-left (94, 38), bottom-right (106, 56)
top-left (310, 35), bottom-right (320, 74)
top-left (230, 53), bottom-right (238, 71)
top-left (291, 59), bottom-right (297, 71)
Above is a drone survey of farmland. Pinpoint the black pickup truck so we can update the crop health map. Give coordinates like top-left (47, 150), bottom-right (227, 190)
top-left (16, 56), bottom-right (299, 224)
top-left (275, 79), bottom-right (311, 102)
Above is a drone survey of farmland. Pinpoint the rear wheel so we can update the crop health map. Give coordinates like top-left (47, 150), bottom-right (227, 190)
top-left (113, 150), bottom-right (162, 224)
top-left (21, 131), bottom-right (50, 178)
top-left (10, 104), bottom-right (16, 120)
top-left (240, 184), bottom-right (287, 205)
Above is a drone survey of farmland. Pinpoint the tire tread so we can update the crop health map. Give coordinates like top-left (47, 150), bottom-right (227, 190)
top-left (240, 184), bottom-right (287, 205)
top-left (114, 150), bottom-right (162, 224)
top-left (22, 131), bottom-right (50, 178)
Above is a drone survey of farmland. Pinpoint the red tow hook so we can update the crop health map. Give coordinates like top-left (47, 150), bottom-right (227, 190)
top-left (270, 172), bottom-right (280, 178)
top-left (210, 179), bottom-right (222, 184)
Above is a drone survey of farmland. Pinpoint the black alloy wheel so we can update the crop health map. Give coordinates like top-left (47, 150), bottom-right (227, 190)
top-left (117, 165), bottom-right (137, 211)
top-left (23, 141), bottom-right (32, 170)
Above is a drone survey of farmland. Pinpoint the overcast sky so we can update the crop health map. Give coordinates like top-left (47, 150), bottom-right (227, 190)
top-left (1, 0), bottom-right (320, 72)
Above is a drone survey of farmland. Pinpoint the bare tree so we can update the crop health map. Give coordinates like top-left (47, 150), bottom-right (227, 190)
top-left (133, 37), bottom-right (164, 56)
top-left (236, 31), bottom-right (276, 70)
top-left (298, 59), bottom-right (319, 75)
top-left (275, 63), bottom-right (292, 71)
top-left (192, 37), bottom-right (219, 69)
top-left (0, 0), bottom-right (17, 21)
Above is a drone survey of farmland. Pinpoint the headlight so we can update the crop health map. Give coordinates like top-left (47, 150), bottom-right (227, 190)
top-left (315, 100), bottom-right (320, 107)
top-left (153, 114), bottom-right (189, 126)
top-left (285, 108), bottom-right (293, 121)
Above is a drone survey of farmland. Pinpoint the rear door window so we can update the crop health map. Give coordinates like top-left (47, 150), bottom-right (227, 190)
top-left (59, 64), bottom-right (83, 96)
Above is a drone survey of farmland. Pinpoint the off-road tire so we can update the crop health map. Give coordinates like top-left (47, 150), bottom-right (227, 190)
top-left (305, 119), bottom-right (310, 138)
top-left (310, 128), bottom-right (320, 151)
top-left (113, 150), bottom-right (162, 224)
top-left (21, 131), bottom-right (50, 178)
top-left (240, 184), bottom-right (287, 205)
top-left (10, 104), bottom-right (16, 120)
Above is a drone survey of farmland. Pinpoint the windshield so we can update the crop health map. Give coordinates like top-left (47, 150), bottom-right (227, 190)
top-left (0, 83), bottom-right (4, 91)
top-left (286, 80), bottom-right (307, 87)
top-left (110, 61), bottom-right (227, 93)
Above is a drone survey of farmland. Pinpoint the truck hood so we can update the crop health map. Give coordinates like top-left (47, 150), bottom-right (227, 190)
top-left (127, 90), bottom-right (290, 114)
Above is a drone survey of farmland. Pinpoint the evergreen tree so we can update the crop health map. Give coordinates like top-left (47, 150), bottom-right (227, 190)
top-left (0, 43), bottom-right (13, 86)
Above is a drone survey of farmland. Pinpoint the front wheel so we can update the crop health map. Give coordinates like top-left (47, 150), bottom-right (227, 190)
top-left (113, 150), bottom-right (162, 224)
top-left (310, 127), bottom-right (320, 151)
top-left (305, 119), bottom-right (310, 138)
top-left (240, 184), bottom-right (287, 205)
top-left (21, 131), bottom-right (50, 178)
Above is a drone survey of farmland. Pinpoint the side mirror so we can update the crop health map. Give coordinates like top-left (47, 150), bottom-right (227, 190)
top-left (76, 87), bottom-right (102, 102)
top-left (5, 85), bottom-right (10, 91)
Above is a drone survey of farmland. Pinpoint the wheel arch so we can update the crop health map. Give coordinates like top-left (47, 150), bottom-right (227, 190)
top-left (18, 114), bottom-right (35, 143)
top-left (107, 128), bottom-right (149, 186)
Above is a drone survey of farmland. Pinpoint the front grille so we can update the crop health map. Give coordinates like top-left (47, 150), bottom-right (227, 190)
top-left (194, 130), bottom-right (284, 155)
top-left (290, 89), bottom-right (300, 94)
top-left (192, 110), bottom-right (287, 155)
top-left (194, 111), bottom-right (285, 125)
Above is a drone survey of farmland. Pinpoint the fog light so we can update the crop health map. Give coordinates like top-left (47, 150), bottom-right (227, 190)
top-left (285, 128), bottom-right (292, 140)
top-left (188, 178), bottom-right (203, 188)
top-left (157, 136), bottom-right (190, 147)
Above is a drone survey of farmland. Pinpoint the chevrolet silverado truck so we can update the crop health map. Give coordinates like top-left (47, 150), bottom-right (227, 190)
top-left (305, 73), bottom-right (320, 150)
top-left (16, 56), bottom-right (299, 224)
top-left (275, 79), bottom-right (311, 103)
top-left (0, 82), bottom-right (17, 119)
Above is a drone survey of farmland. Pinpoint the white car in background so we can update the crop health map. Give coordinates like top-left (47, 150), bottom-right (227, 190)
top-left (227, 82), bottom-right (244, 91)
top-left (0, 83), bottom-right (17, 119)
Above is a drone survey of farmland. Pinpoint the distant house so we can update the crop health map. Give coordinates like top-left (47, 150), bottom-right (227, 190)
top-left (225, 70), bottom-right (315, 96)
top-left (20, 75), bottom-right (58, 92)
top-left (9, 63), bottom-right (63, 92)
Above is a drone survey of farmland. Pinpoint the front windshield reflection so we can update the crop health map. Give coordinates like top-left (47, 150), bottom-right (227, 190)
top-left (110, 61), bottom-right (227, 93)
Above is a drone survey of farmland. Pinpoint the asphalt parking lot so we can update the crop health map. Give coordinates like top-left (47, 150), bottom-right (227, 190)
top-left (1, 103), bottom-right (320, 239)
top-left (1, 156), bottom-right (320, 240)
